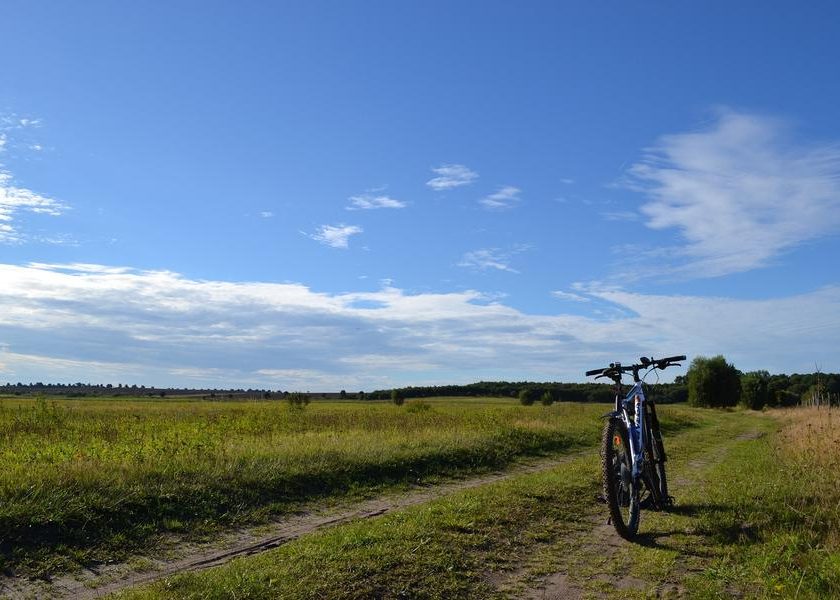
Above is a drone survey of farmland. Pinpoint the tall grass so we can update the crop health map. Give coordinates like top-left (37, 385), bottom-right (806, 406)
top-left (676, 406), bottom-right (840, 597)
top-left (0, 397), bottom-right (604, 575)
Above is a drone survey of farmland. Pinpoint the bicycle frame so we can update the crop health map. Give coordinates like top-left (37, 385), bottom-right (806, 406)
top-left (616, 381), bottom-right (647, 480)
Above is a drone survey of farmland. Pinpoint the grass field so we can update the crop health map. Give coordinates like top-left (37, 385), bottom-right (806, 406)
top-left (109, 406), bottom-right (840, 600)
top-left (111, 406), bottom-right (762, 599)
top-left (4, 396), bottom-right (836, 599)
top-left (0, 395), bottom-right (626, 576)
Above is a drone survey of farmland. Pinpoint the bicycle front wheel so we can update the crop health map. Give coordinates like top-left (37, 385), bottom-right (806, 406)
top-left (601, 417), bottom-right (639, 538)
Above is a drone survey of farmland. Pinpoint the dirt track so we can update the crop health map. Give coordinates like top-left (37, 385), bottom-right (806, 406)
top-left (0, 450), bottom-right (593, 600)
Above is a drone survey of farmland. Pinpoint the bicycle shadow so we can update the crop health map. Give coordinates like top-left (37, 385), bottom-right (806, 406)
top-left (627, 502), bottom-right (738, 555)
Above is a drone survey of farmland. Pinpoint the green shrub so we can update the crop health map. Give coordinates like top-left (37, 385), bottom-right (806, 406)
top-left (391, 389), bottom-right (404, 406)
top-left (287, 392), bottom-right (311, 409)
top-left (406, 400), bottom-right (431, 413)
top-left (518, 388), bottom-right (535, 406)
top-left (687, 355), bottom-right (741, 408)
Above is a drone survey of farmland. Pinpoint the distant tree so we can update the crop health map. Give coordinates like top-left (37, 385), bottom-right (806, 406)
top-left (340, 390), bottom-right (347, 400)
top-left (687, 355), bottom-right (741, 408)
top-left (518, 388), bottom-right (536, 406)
top-left (540, 390), bottom-right (554, 406)
top-left (359, 391), bottom-right (366, 400)
top-left (740, 370), bottom-right (770, 410)
top-left (391, 389), bottom-right (404, 406)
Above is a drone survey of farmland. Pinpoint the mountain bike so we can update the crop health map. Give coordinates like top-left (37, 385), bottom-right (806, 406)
top-left (585, 355), bottom-right (686, 539)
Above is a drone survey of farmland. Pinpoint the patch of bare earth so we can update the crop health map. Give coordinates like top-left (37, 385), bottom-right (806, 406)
top-left (0, 451), bottom-right (592, 600)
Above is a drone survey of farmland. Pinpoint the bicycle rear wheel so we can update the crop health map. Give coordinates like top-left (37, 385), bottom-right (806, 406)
top-left (601, 417), bottom-right (639, 538)
top-left (647, 404), bottom-right (672, 509)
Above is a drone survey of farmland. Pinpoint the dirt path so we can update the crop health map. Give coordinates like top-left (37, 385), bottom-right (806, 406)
top-left (510, 429), bottom-right (765, 600)
top-left (0, 450), bottom-right (594, 600)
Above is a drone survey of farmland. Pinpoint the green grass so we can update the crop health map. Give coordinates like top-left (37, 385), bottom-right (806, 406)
top-left (547, 407), bottom-right (840, 599)
top-left (676, 407), bottom-right (840, 598)
top-left (0, 396), bottom-right (609, 575)
top-left (112, 404), bottom-right (730, 600)
top-left (118, 454), bottom-right (602, 600)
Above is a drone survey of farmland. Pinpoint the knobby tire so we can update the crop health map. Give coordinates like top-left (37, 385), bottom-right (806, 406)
top-left (601, 417), bottom-right (639, 539)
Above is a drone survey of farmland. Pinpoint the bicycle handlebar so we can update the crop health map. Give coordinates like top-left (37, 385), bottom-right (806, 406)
top-left (585, 355), bottom-right (686, 379)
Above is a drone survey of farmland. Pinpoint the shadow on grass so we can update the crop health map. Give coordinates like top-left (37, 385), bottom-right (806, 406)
top-left (629, 501), bottom-right (760, 554)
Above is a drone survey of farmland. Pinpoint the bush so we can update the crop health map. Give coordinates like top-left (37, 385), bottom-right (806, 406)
top-left (287, 392), bottom-right (311, 409)
top-left (391, 389), bottom-right (404, 406)
top-left (687, 355), bottom-right (741, 408)
top-left (518, 388), bottom-right (536, 406)
top-left (540, 390), bottom-right (554, 406)
top-left (741, 371), bottom-right (770, 410)
top-left (406, 400), bottom-right (431, 413)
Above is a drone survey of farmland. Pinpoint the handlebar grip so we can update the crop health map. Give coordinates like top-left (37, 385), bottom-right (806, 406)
top-left (661, 355), bottom-right (686, 363)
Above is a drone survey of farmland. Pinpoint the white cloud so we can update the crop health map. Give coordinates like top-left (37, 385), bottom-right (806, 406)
top-left (628, 109), bottom-right (840, 278)
top-left (601, 210), bottom-right (640, 222)
top-left (426, 164), bottom-right (478, 190)
top-left (479, 185), bottom-right (521, 210)
top-left (0, 117), bottom-right (66, 243)
top-left (346, 193), bottom-right (407, 210)
top-left (458, 248), bottom-right (522, 273)
top-left (259, 211), bottom-right (274, 218)
top-left (0, 172), bottom-right (67, 243)
top-left (0, 263), bottom-right (838, 388)
top-left (552, 290), bottom-right (590, 302)
top-left (307, 224), bottom-right (363, 248)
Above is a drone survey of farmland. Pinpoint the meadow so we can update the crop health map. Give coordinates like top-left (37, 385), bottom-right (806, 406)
top-left (4, 396), bottom-right (835, 599)
top-left (113, 406), bottom-right (840, 600)
top-left (0, 395), bottom-right (627, 576)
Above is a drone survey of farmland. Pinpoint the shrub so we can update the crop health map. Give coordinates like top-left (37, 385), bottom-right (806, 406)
top-left (740, 371), bottom-right (770, 410)
top-left (287, 392), bottom-right (311, 409)
top-left (391, 389), bottom-right (404, 406)
top-left (406, 400), bottom-right (431, 413)
top-left (540, 390), bottom-right (554, 406)
top-left (687, 355), bottom-right (741, 408)
top-left (518, 388), bottom-right (535, 406)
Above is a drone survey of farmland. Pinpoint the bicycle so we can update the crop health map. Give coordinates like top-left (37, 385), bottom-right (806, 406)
top-left (585, 355), bottom-right (686, 539)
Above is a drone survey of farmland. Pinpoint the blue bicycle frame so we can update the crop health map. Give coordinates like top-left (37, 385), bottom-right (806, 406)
top-left (620, 381), bottom-right (647, 481)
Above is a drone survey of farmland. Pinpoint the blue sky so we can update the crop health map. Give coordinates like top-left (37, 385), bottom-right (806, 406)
top-left (1, 1), bottom-right (839, 390)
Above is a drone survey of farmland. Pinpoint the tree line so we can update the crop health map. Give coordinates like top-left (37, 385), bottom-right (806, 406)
top-left (368, 380), bottom-right (689, 404)
top-left (684, 355), bottom-right (840, 409)
top-left (373, 358), bottom-right (839, 409)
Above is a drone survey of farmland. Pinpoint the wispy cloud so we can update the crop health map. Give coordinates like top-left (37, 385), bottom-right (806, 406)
top-left (0, 172), bottom-right (67, 244)
top-left (627, 109), bottom-right (840, 278)
top-left (552, 290), bottom-right (590, 302)
top-left (0, 262), bottom-right (838, 388)
top-left (601, 210), bottom-right (640, 222)
top-left (346, 193), bottom-right (406, 210)
top-left (259, 211), bottom-right (274, 218)
top-left (479, 185), bottom-right (521, 210)
top-left (0, 117), bottom-right (66, 243)
top-left (458, 247), bottom-right (525, 273)
top-left (307, 224), bottom-right (363, 248)
top-left (426, 164), bottom-right (478, 190)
